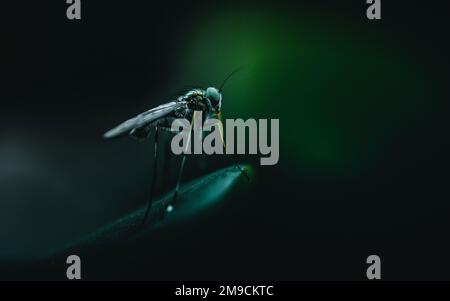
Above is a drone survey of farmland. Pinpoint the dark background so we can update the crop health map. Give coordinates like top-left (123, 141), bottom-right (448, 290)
top-left (1, 0), bottom-right (450, 280)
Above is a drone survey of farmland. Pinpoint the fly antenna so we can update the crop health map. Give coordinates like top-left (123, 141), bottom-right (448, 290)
top-left (219, 67), bottom-right (243, 93)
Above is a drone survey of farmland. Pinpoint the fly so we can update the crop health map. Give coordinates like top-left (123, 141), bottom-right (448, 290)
top-left (104, 69), bottom-right (248, 225)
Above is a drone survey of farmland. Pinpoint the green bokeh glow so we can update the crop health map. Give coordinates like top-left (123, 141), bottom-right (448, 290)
top-left (171, 8), bottom-right (433, 175)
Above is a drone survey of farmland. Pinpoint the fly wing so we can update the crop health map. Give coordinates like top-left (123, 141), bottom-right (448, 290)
top-left (103, 101), bottom-right (185, 139)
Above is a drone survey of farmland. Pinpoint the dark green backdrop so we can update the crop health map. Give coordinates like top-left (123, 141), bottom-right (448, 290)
top-left (2, 0), bottom-right (449, 280)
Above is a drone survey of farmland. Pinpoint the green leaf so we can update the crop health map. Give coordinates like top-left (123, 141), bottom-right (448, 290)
top-left (51, 164), bottom-right (253, 256)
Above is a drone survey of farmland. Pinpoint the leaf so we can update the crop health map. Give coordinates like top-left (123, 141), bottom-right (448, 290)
top-left (51, 164), bottom-right (253, 257)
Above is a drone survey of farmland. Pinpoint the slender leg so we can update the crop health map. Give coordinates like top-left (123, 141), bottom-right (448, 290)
top-left (141, 125), bottom-right (159, 226)
top-left (221, 134), bottom-right (250, 182)
top-left (228, 154), bottom-right (250, 182)
top-left (166, 111), bottom-right (197, 212)
top-left (217, 112), bottom-right (249, 181)
top-left (168, 154), bottom-right (187, 210)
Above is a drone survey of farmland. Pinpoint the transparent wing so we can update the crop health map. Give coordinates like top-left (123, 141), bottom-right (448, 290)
top-left (103, 101), bottom-right (186, 139)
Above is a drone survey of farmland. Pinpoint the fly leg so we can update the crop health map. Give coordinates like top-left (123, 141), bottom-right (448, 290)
top-left (164, 111), bottom-right (197, 214)
top-left (227, 153), bottom-right (250, 182)
top-left (166, 154), bottom-right (187, 213)
top-left (141, 124), bottom-right (159, 226)
top-left (217, 113), bottom-right (249, 181)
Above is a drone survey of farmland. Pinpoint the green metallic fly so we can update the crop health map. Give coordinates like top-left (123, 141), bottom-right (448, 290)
top-left (104, 69), bottom-right (247, 225)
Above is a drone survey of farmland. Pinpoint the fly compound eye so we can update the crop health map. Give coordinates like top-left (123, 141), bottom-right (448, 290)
top-left (206, 87), bottom-right (220, 105)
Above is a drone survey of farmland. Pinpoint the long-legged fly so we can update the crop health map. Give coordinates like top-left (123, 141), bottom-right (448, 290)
top-left (104, 70), bottom-right (247, 225)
